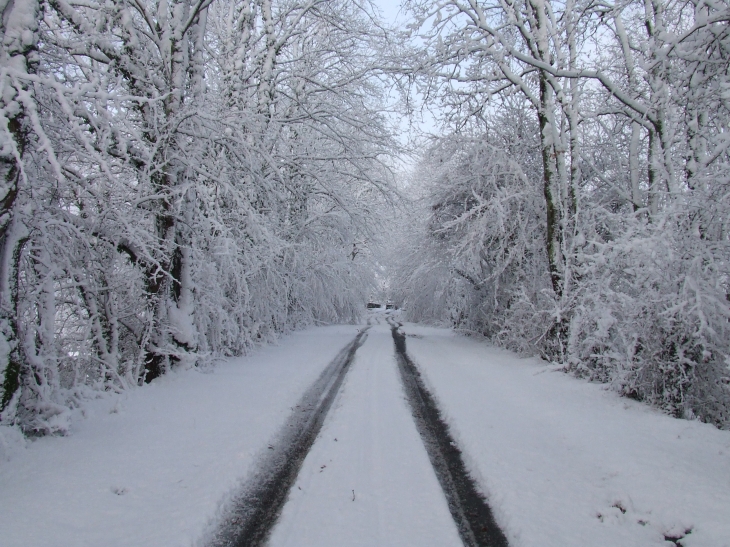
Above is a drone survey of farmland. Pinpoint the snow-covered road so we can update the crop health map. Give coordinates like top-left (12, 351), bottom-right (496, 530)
top-left (267, 324), bottom-right (461, 547)
top-left (1, 314), bottom-right (728, 547)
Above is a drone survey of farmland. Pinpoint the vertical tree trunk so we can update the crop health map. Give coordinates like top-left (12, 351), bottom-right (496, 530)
top-left (644, 0), bottom-right (673, 217)
top-left (614, 11), bottom-right (644, 213)
top-left (142, 0), bottom-right (205, 382)
top-left (563, 0), bottom-right (580, 298)
top-left (0, 219), bottom-right (28, 412)
top-left (538, 71), bottom-right (563, 298)
top-left (0, 0), bottom-right (39, 413)
top-left (529, 0), bottom-right (564, 298)
top-left (629, 122), bottom-right (642, 211)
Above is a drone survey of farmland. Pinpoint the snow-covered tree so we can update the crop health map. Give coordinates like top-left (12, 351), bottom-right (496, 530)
top-left (399, 0), bottom-right (730, 426)
top-left (0, 0), bottom-right (398, 434)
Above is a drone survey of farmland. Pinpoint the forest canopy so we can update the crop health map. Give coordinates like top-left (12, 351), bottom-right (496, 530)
top-left (0, 0), bottom-right (398, 434)
top-left (2, 0), bottom-right (730, 434)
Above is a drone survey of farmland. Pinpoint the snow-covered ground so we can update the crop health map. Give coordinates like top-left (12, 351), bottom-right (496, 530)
top-left (402, 323), bottom-right (730, 547)
top-left (1, 317), bottom-right (728, 547)
top-left (0, 326), bottom-right (359, 547)
top-left (267, 324), bottom-right (461, 547)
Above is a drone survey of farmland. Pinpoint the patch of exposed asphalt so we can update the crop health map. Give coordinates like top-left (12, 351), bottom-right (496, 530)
top-left (207, 328), bottom-right (369, 547)
top-left (389, 320), bottom-right (509, 547)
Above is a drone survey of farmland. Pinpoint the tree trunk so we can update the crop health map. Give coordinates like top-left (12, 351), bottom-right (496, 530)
top-left (0, 0), bottom-right (39, 414)
top-left (0, 219), bottom-right (28, 412)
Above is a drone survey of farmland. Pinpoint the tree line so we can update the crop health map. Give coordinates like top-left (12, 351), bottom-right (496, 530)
top-left (3, 0), bottom-right (728, 435)
top-left (395, 0), bottom-right (730, 427)
top-left (0, 0), bottom-right (397, 434)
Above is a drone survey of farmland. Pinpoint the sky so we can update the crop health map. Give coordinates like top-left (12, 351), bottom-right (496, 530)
top-left (370, 0), bottom-right (441, 160)
top-left (372, 0), bottom-right (407, 24)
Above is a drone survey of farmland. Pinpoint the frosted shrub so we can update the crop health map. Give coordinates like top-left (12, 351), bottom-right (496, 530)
top-left (570, 215), bottom-right (730, 427)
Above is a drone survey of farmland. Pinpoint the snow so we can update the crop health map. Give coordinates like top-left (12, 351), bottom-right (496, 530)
top-left (268, 324), bottom-right (461, 547)
top-left (0, 325), bottom-right (359, 547)
top-left (402, 323), bottom-right (730, 547)
top-left (1, 319), bottom-right (729, 547)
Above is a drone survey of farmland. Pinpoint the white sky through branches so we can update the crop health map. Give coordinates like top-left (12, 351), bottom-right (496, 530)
top-left (373, 0), bottom-right (406, 24)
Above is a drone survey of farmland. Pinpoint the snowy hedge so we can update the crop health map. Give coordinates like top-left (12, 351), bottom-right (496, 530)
top-left (396, 0), bottom-right (730, 428)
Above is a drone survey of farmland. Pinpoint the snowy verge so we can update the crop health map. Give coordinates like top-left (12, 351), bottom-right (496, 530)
top-left (0, 325), bottom-right (360, 547)
top-left (402, 324), bottom-right (730, 547)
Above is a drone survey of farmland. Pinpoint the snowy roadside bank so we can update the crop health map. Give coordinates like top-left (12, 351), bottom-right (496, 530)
top-left (0, 325), bottom-right (360, 547)
top-left (403, 324), bottom-right (730, 547)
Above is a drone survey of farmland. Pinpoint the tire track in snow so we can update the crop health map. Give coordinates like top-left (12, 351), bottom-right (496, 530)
top-left (265, 324), bottom-right (463, 547)
top-left (207, 328), bottom-right (370, 547)
top-left (389, 319), bottom-right (509, 547)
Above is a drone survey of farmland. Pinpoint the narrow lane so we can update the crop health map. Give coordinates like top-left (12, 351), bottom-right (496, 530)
top-left (391, 320), bottom-right (508, 547)
top-left (209, 329), bottom-right (369, 547)
top-left (266, 324), bottom-right (462, 547)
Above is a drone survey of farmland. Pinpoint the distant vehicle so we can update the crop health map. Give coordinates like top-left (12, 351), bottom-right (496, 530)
top-left (366, 302), bottom-right (397, 310)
